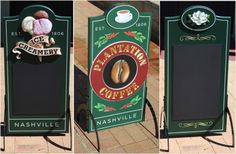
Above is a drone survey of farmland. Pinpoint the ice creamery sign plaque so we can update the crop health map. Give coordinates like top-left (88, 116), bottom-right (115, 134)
top-left (88, 4), bottom-right (151, 131)
top-left (4, 5), bottom-right (71, 134)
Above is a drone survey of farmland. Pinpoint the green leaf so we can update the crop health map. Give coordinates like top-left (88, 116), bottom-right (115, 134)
top-left (132, 100), bottom-right (138, 105)
top-left (95, 103), bottom-right (104, 109)
top-left (135, 37), bottom-right (142, 43)
top-left (94, 105), bottom-right (99, 109)
top-left (131, 98), bottom-right (137, 103)
top-left (134, 36), bottom-right (139, 41)
top-left (102, 39), bottom-right (108, 44)
top-left (136, 98), bottom-right (141, 102)
top-left (99, 36), bottom-right (106, 39)
top-left (101, 104), bottom-right (106, 108)
top-left (132, 31), bottom-right (137, 33)
top-left (130, 95), bottom-right (142, 105)
top-left (137, 32), bottom-right (142, 36)
top-left (134, 95), bottom-right (139, 100)
top-left (105, 33), bottom-right (111, 36)
top-left (127, 105), bottom-right (132, 108)
top-left (140, 36), bottom-right (146, 39)
top-left (98, 109), bottom-right (104, 112)
top-left (98, 42), bottom-right (102, 48)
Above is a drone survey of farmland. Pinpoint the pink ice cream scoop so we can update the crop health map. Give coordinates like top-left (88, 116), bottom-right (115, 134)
top-left (33, 18), bottom-right (52, 35)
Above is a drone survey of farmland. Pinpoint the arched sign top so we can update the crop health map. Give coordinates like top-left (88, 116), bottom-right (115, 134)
top-left (181, 5), bottom-right (216, 31)
top-left (106, 5), bottom-right (140, 29)
top-left (19, 5), bottom-right (56, 20)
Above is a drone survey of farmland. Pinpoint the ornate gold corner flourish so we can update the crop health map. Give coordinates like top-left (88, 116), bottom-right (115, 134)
top-left (180, 34), bottom-right (216, 41)
top-left (178, 121), bottom-right (213, 129)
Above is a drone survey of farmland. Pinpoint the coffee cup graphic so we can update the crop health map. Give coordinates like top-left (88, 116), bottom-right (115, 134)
top-left (115, 10), bottom-right (133, 23)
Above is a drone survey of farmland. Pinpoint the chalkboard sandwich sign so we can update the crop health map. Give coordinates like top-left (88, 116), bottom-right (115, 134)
top-left (3, 5), bottom-right (71, 135)
top-left (164, 5), bottom-right (231, 136)
top-left (76, 4), bottom-right (152, 132)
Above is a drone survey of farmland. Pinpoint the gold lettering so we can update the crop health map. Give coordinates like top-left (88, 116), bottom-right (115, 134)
top-left (123, 44), bottom-right (130, 52)
top-left (99, 88), bottom-right (106, 96)
top-left (130, 45), bottom-right (137, 54)
top-left (112, 91), bottom-right (118, 99)
top-left (105, 90), bottom-right (112, 99)
top-left (93, 64), bottom-right (101, 72)
top-left (139, 59), bottom-right (147, 66)
top-left (134, 49), bottom-right (140, 56)
top-left (110, 47), bottom-right (118, 54)
top-left (104, 52), bottom-right (111, 59)
top-left (131, 82), bottom-right (140, 91)
top-left (96, 59), bottom-right (105, 66)
top-left (137, 53), bottom-right (143, 60)
top-left (125, 87), bottom-right (133, 96)
top-left (117, 44), bottom-right (124, 53)
top-left (98, 82), bottom-right (140, 100)
top-left (119, 90), bottom-right (125, 99)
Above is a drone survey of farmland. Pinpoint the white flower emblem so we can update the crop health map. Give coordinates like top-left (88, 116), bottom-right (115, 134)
top-left (189, 11), bottom-right (210, 25)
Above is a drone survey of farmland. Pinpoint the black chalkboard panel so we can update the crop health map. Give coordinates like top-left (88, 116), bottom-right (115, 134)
top-left (172, 44), bottom-right (222, 120)
top-left (12, 63), bottom-right (64, 115)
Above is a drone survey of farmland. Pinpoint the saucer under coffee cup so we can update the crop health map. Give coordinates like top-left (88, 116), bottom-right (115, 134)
top-left (115, 10), bottom-right (132, 23)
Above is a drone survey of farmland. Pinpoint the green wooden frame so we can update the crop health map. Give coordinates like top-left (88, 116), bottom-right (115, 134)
top-left (164, 5), bottom-right (231, 136)
top-left (88, 4), bottom-right (152, 132)
top-left (4, 5), bottom-right (71, 134)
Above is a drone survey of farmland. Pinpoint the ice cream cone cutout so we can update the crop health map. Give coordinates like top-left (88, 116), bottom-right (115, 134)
top-left (16, 10), bottom-right (60, 62)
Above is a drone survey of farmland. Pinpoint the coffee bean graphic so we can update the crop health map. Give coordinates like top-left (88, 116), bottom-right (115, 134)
top-left (111, 59), bottom-right (130, 84)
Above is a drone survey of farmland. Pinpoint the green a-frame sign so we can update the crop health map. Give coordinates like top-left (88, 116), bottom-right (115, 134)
top-left (164, 5), bottom-right (231, 136)
top-left (87, 4), bottom-right (152, 132)
top-left (3, 5), bottom-right (71, 135)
